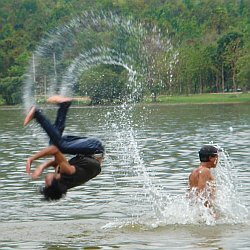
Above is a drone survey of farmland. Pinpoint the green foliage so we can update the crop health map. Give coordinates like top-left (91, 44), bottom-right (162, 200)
top-left (217, 32), bottom-right (244, 90)
top-left (236, 43), bottom-right (250, 91)
top-left (0, 76), bottom-right (23, 105)
top-left (0, 0), bottom-right (249, 105)
top-left (78, 65), bottom-right (128, 104)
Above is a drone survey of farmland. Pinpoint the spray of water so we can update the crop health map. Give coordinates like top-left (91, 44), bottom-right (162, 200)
top-left (104, 131), bottom-right (248, 229)
top-left (23, 11), bottom-right (173, 111)
top-left (104, 103), bottom-right (168, 221)
top-left (215, 148), bottom-right (248, 223)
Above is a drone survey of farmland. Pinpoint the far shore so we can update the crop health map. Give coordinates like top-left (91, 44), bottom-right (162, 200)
top-left (0, 92), bottom-right (249, 108)
top-left (143, 92), bottom-right (250, 105)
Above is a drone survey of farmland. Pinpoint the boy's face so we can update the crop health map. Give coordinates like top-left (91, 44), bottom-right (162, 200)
top-left (45, 173), bottom-right (60, 186)
top-left (45, 173), bottom-right (55, 187)
top-left (209, 155), bottom-right (218, 167)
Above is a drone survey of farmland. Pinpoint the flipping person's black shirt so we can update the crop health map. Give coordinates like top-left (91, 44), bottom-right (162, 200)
top-left (59, 155), bottom-right (101, 189)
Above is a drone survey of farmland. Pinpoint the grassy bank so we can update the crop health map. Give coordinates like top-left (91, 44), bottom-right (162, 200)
top-left (143, 93), bottom-right (250, 105)
top-left (1, 93), bottom-right (250, 108)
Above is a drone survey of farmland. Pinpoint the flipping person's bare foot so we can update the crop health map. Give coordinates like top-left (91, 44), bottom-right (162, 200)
top-left (47, 95), bottom-right (72, 104)
top-left (23, 106), bottom-right (36, 126)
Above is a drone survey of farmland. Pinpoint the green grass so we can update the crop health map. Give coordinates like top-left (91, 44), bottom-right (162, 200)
top-left (1, 93), bottom-right (249, 107)
top-left (143, 93), bottom-right (250, 105)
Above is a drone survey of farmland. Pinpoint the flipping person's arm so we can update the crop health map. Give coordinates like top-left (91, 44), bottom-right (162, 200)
top-left (26, 145), bottom-right (60, 173)
top-left (31, 159), bottom-right (58, 179)
top-left (53, 151), bottom-right (76, 175)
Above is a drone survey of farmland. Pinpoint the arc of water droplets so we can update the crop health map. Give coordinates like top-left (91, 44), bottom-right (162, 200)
top-left (60, 47), bottom-right (137, 98)
top-left (23, 11), bottom-right (174, 111)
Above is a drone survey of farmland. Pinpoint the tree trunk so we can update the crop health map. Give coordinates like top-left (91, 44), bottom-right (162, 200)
top-left (232, 63), bottom-right (237, 91)
top-left (151, 92), bottom-right (157, 102)
top-left (221, 63), bottom-right (225, 92)
top-left (199, 74), bottom-right (202, 93)
top-left (216, 74), bottom-right (219, 92)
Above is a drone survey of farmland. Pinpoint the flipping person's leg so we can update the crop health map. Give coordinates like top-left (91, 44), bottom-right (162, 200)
top-left (53, 101), bottom-right (72, 135)
top-left (58, 136), bottom-right (105, 155)
top-left (47, 95), bottom-right (72, 135)
top-left (24, 107), bottom-right (74, 154)
top-left (25, 108), bottom-right (64, 148)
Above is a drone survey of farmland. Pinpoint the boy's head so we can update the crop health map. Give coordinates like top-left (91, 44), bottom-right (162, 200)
top-left (199, 145), bottom-right (218, 162)
top-left (41, 178), bottom-right (67, 200)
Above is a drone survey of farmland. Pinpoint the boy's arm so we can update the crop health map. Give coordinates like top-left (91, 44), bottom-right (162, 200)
top-left (26, 145), bottom-right (75, 176)
top-left (26, 145), bottom-right (59, 173)
top-left (31, 159), bottom-right (58, 179)
top-left (53, 151), bottom-right (76, 175)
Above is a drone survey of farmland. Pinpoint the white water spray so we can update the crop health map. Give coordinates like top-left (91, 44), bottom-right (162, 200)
top-left (23, 11), bottom-right (174, 111)
top-left (104, 128), bottom-right (248, 228)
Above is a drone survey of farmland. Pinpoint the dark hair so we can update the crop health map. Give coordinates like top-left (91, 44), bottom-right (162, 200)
top-left (199, 145), bottom-right (218, 162)
top-left (40, 178), bottom-right (67, 201)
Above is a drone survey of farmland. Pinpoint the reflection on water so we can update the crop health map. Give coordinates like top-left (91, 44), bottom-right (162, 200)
top-left (0, 104), bottom-right (249, 249)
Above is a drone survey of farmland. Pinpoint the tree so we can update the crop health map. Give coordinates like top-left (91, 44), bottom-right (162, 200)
top-left (217, 32), bottom-right (244, 91)
top-left (78, 65), bottom-right (128, 104)
top-left (236, 40), bottom-right (250, 91)
top-left (0, 76), bottom-right (23, 104)
top-left (0, 0), bottom-right (250, 104)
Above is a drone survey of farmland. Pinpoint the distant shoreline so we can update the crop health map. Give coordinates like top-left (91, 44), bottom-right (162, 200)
top-left (143, 92), bottom-right (250, 105)
top-left (0, 92), bottom-right (249, 108)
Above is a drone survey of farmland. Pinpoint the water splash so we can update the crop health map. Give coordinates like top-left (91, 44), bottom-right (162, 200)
top-left (104, 129), bottom-right (248, 229)
top-left (104, 103), bottom-right (167, 221)
top-left (215, 148), bottom-right (248, 223)
top-left (23, 11), bottom-right (174, 111)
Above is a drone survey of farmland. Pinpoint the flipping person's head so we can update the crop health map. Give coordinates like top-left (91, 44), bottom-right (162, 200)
top-left (41, 177), bottom-right (67, 201)
top-left (199, 145), bottom-right (219, 165)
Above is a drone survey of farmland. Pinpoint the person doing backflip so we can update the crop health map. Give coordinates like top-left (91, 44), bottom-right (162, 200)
top-left (24, 95), bottom-right (105, 200)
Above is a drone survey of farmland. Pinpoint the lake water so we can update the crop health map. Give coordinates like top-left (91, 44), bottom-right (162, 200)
top-left (0, 103), bottom-right (249, 249)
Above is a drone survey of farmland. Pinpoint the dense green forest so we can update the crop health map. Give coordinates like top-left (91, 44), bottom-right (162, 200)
top-left (0, 0), bottom-right (249, 105)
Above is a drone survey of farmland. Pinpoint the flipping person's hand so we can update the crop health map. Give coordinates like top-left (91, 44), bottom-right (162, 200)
top-left (31, 165), bottom-right (43, 180)
top-left (26, 158), bottom-right (32, 174)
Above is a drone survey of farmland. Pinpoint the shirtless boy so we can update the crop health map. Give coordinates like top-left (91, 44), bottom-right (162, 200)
top-left (188, 145), bottom-right (219, 208)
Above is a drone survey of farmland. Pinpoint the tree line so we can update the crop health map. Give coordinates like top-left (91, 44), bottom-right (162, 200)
top-left (0, 0), bottom-right (249, 105)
